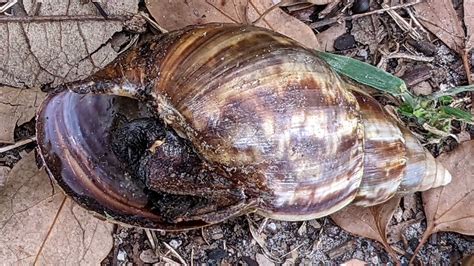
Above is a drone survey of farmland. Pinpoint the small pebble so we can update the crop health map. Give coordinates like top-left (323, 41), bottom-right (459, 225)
top-left (334, 34), bottom-right (356, 51)
top-left (308, 219), bottom-right (321, 229)
top-left (117, 250), bottom-right (127, 261)
top-left (256, 253), bottom-right (274, 266)
top-left (357, 49), bottom-right (368, 60)
top-left (352, 0), bottom-right (370, 14)
top-left (412, 81), bottom-right (433, 96)
top-left (267, 222), bottom-right (277, 231)
top-left (370, 255), bottom-right (380, 264)
top-left (207, 248), bottom-right (227, 261)
top-left (139, 249), bottom-right (159, 263)
top-left (169, 239), bottom-right (182, 249)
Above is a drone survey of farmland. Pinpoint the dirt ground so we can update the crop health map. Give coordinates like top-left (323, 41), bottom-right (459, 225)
top-left (1, 0), bottom-right (473, 264)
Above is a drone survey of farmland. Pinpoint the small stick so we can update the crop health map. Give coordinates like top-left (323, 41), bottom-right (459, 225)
top-left (140, 11), bottom-right (168, 33)
top-left (384, 53), bottom-right (433, 62)
top-left (0, 0), bottom-right (17, 14)
top-left (0, 136), bottom-right (36, 154)
top-left (144, 229), bottom-right (156, 250)
top-left (163, 242), bottom-right (187, 265)
top-left (91, 0), bottom-right (108, 18)
top-left (462, 49), bottom-right (473, 85)
top-left (382, 3), bottom-right (422, 40)
top-left (310, 0), bottom-right (422, 29)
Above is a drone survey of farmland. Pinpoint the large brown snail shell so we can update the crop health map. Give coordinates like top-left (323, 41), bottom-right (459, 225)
top-left (36, 23), bottom-right (451, 230)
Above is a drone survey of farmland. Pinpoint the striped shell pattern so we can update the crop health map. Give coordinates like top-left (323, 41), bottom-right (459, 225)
top-left (36, 24), bottom-right (451, 230)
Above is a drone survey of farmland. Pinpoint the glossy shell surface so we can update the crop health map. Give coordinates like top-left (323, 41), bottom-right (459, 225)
top-left (36, 23), bottom-right (452, 229)
top-left (36, 91), bottom-right (210, 230)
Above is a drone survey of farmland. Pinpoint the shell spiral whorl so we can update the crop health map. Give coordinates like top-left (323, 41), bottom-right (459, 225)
top-left (36, 23), bottom-right (451, 229)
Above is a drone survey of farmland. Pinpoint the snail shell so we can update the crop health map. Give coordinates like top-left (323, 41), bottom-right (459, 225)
top-left (36, 23), bottom-right (451, 229)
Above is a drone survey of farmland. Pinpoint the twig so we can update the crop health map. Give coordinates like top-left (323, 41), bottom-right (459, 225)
top-left (0, 136), bottom-right (36, 154)
top-left (310, 0), bottom-right (422, 28)
top-left (91, 0), bottom-right (108, 18)
top-left (0, 14), bottom-right (129, 23)
top-left (144, 229), bottom-right (156, 250)
top-left (462, 49), bottom-right (473, 85)
top-left (385, 52), bottom-right (433, 62)
top-left (382, 3), bottom-right (422, 40)
top-left (0, 0), bottom-right (17, 14)
top-left (140, 11), bottom-right (168, 33)
top-left (117, 34), bottom-right (139, 55)
top-left (251, 0), bottom-right (295, 25)
top-left (163, 242), bottom-right (187, 265)
top-left (257, 217), bottom-right (268, 234)
top-left (405, 7), bottom-right (429, 35)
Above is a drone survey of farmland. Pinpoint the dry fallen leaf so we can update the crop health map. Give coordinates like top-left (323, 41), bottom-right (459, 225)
top-left (0, 166), bottom-right (10, 189)
top-left (0, 152), bottom-right (114, 264)
top-left (316, 21), bottom-right (346, 52)
top-left (0, 0), bottom-right (140, 88)
top-left (0, 87), bottom-right (45, 143)
top-left (465, 0), bottom-right (474, 51)
top-left (330, 196), bottom-right (401, 261)
top-left (413, 0), bottom-right (465, 53)
top-left (145, 0), bottom-right (319, 49)
top-left (411, 140), bottom-right (474, 262)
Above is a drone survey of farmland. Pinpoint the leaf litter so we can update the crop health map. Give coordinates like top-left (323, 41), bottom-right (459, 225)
top-left (411, 140), bottom-right (474, 262)
top-left (0, 87), bottom-right (45, 144)
top-left (0, 152), bottom-right (113, 264)
top-left (1, 0), bottom-right (474, 264)
top-left (0, 0), bottom-right (141, 88)
top-left (145, 0), bottom-right (320, 49)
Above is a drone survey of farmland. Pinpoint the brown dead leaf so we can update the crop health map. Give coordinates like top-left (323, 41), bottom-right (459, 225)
top-left (413, 0), bottom-right (464, 53)
top-left (145, 0), bottom-right (319, 49)
top-left (411, 141), bottom-right (474, 262)
top-left (0, 87), bottom-right (45, 143)
top-left (0, 152), bottom-right (113, 264)
top-left (330, 196), bottom-right (401, 261)
top-left (0, 0), bottom-right (140, 88)
top-left (316, 21), bottom-right (346, 52)
top-left (0, 166), bottom-right (10, 188)
top-left (465, 0), bottom-right (474, 51)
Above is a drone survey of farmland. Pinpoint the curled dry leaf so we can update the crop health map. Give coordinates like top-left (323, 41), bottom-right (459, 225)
top-left (412, 0), bottom-right (465, 53)
top-left (145, 0), bottom-right (319, 49)
top-left (411, 141), bottom-right (474, 261)
top-left (0, 0), bottom-right (140, 88)
top-left (330, 196), bottom-right (401, 261)
top-left (0, 87), bottom-right (45, 143)
top-left (0, 152), bottom-right (113, 264)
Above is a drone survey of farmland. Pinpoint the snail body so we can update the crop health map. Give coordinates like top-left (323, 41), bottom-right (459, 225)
top-left (36, 24), bottom-right (451, 230)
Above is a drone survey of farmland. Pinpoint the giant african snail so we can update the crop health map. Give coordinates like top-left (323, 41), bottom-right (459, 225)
top-left (36, 23), bottom-right (451, 230)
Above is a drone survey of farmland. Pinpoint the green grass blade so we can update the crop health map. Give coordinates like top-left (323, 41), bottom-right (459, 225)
top-left (315, 51), bottom-right (408, 95)
top-left (440, 106), bottom-right (473, 122)
top-left (431, 85), bottom-right (474, 99)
